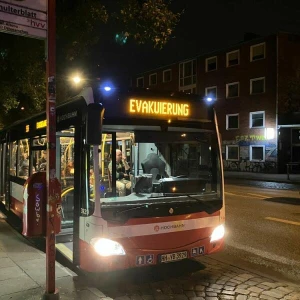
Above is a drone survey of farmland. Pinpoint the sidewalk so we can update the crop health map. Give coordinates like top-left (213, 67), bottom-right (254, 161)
top-left (0, 211), bottom-right (109, 300)
top-left (224, 171), bottom-right (300, 185)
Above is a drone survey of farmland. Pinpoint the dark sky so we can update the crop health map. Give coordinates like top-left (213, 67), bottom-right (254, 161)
top-left (88, 0), bottom-right (300, 87)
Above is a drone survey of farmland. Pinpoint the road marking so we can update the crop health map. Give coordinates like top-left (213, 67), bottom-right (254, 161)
top-left (265, 217), bottom-right (300, 226)
top-left (56, 243), bottom-right (73, 261)
top-left (247, 193), bottom-right (271, 199)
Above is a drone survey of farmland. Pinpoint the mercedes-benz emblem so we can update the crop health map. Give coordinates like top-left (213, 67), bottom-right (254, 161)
top-left (169, 208), bottom-right (174, 214)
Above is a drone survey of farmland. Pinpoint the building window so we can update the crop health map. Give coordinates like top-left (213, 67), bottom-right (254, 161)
top-left (205, 86), bottom-right (217, 100)
top-left (226, 82), bottom-right (239, 98)
top-left (226, 50), bottom-right (239, 67)
top-left (179, 59), bottom-right (196, 90)
top-left (250, 77), bottom-right (265, 94)
top-left (250, 43), bottom-right (265, 61)
top-left (149, 73), bottom-right (157, 86)
top-left (226, 114), bottom-right (239, 130)
top-left (250, 145), bottom-right (265, 161)
top-left (163, 69), bottom-right (172, 82)
top-left (137, 77), bottom-right (144, 88)
top-left (250, 111), bottom-right (265, 128)
top-left (226, 145), bottom-right (239, 161)
top-left (205, 56), bottom-right (217, 72)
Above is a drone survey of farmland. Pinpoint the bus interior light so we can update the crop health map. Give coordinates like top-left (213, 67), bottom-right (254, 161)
top-left (90, 238), bottom-right (126, 256)
top-left (210, 224), bottom-right (225, 242)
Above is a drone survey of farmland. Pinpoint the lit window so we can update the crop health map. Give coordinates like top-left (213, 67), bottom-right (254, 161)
top-left (250, 77), bottom-right (265, 94)
top-left (226, 145), bottom-right (239, 161)
top-left (163, 69), bottom-right (172, 82)
top-left (205, 86), bottom-right (217, 99)
top-left (226, 82), bottom-right (239, 98)
top-left (250, 43), bottom-right (265, 61)
top-left (226, 114), bottom-right (239, 130)
top-left (250, 111), bottom-right (265, 128)
top-left (226, 50), bottom-right (239, 67)
top-left (149, 73), bottom-right (157, 86)
top-left (136, 77), bottom-right (144, 88)
top-left (206, 56), bottom-right (217, 72)
top-left (250, 145), bottom-right (265, 161)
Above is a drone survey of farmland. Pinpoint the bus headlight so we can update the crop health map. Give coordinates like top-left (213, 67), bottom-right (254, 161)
top-left (210, 224), bottom-right (225, 242)
top-left (90, 238), bottom-right (126, 256)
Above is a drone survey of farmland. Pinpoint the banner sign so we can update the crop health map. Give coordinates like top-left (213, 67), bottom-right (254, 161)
top-left (0, 0), bottom-right (47, 39)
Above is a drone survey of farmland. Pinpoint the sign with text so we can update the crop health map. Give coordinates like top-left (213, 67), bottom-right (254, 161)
top-left (0, 0), bottom-right (47, 39)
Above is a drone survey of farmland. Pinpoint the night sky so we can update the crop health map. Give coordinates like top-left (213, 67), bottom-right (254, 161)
top-left (86, 0), bottom-right (300, 87)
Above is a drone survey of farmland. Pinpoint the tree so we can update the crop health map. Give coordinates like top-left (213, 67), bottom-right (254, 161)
top-left (0, 0), bottom-right (181, 127)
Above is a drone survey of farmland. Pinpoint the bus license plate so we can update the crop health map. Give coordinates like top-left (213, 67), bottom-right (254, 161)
top-left (159, 251), bottom-right (188, 263)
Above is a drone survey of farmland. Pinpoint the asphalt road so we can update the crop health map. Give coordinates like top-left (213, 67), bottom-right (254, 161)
top-left (213, 182), bottom-right (300, 284)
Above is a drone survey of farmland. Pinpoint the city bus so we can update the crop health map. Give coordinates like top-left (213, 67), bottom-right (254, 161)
top-left (0, 86), bottom-right (225, 273)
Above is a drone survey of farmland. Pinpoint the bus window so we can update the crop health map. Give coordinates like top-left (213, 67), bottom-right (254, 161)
top-left (17, 139), bottom-right (30, 179)
top-left (92, 130), bottom-right (221, 205)
top-left (9, 142), bottom-right (17, 176)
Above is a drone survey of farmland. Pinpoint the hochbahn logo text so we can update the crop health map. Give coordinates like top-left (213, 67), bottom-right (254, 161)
top-left (154, 223), bottom-right (185, 232)
top-left (129, 99), bottom-right (190, 117)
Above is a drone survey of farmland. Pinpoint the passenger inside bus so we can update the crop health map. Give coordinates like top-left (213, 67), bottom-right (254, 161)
top-left (108, 149), bottom-right (131, 196)
top-left (38, 150), bottom-right (47, 171)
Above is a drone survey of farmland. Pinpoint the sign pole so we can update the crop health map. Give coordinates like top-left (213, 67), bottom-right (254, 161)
top-left (43, 0), bottom-right (59, 299)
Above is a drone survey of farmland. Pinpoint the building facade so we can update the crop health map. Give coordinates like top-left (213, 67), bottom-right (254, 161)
top-left (132, 32), bottom-right (300, 173)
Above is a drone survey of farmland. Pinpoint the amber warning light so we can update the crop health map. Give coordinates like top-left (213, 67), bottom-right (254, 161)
top-left (129, 99), bottom-right (190, 117)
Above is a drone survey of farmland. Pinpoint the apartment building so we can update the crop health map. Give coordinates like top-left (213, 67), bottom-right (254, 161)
top-left (132, 32), bottom-right (300, 173)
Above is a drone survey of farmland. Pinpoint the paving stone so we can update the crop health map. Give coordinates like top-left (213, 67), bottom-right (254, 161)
top-left (219, 296), bottom-right (235, 300)
top-left (142, 296), bottom-right (155, 300)
top-left (236, 296), bottom-right (247, 300)
top-left (206, 288), bottom-right (221, 293)
top-left (226, 282), bottom-right (238, 287)
top-left (223, 286), bottom-right (235, 291)
top-left (172, 295), bottom-right (188, 300)
top-left (130, 295), bottom-right (144, 300)
top-left (206, 292), bottom-right (218, 297)
top-left (262, 289), bottom-right (286, 298)
top-left (195, 292), bottom-right (205, 297)
top-left (237, 284), bottom-right (249, 289)
top-left (234, 288), bottom-right (250, 295)
top-left (248, 286), bottom-right (264, 293)
top-left (205, 297), bottom-right (218, 300)
top-left (221, 290), bottom-right (235, 296)
top-left (260, 295), bottom-right (278, 300)
top-left (189, 297), bottom-right (205, 300)
top-left (244, 280), bottom-right (259, 286)
top-left (276, 287), bottom-right (294, 294)
top-left (209, 284), bottom-right (223, 290)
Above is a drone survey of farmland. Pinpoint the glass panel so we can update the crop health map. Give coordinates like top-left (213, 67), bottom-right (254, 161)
top-left (206, 87), bottom-right (217, 98)
top-left (228, 51), bottom-right (239, 66)
top-left (184, 61), bottom-right (192, 77)
top-left (227, 146), bottom-right (239, 160)
top-left (228, 84), bottom-right (239, 97)
top-left (9, 142), bottom-right (17, 176)
top-left (228, 115), bottom-right (238, 129)
top-left (252, 44), bottom-right (264, 60)
top-left (252, 79), bottom-right (264, 94)
top-left (207, 58), bottom-right (216, 71)
top-left (252, 113), bottom-right (264, 127)
top-left (60, 134), bottom-right (75, 229)
top-left (90, 131), bottom-right (220, 204)
top-left (252, 147), bottom-right (263, 160)
top-left (164, 70), bottom-right (171, 82)
top-left (17, 139), bottom-right (30, 179)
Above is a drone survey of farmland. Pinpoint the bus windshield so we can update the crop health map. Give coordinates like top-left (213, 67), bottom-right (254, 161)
top-left (88, 129), bottom-right (222, 219)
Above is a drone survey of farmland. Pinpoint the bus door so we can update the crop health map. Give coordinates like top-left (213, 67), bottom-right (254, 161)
top-left (57, 129), bottom-right (75, 233)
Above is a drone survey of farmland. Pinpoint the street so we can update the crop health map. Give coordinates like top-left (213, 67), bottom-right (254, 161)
top-left (216, 182), bottom-right (300, 284)
top-left (87, 181), bottom-right (300, 299)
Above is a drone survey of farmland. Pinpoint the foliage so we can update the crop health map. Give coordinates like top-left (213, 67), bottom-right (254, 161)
top-left (0, 0), bottom-right (181, 127)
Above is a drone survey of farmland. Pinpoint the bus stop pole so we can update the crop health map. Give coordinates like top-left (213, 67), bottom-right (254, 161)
top-left (43, 0), bottom-right (59, 299)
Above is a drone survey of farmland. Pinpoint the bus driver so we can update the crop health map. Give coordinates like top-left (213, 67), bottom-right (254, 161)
top-left (108, 149), bottom-right (131, 196)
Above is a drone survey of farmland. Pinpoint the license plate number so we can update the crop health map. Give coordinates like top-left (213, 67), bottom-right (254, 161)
top-left (159, 251), bottom-right (188, 263)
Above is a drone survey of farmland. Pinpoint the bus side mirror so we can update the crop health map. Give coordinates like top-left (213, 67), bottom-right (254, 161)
top-left (86, 103), bottom-right (105, 145)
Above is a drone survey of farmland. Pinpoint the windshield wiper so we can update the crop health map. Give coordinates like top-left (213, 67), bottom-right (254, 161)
top-left (162, 193), bottom-right (215, 210)
top-left (115, 204), bottom-right (151, 216)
